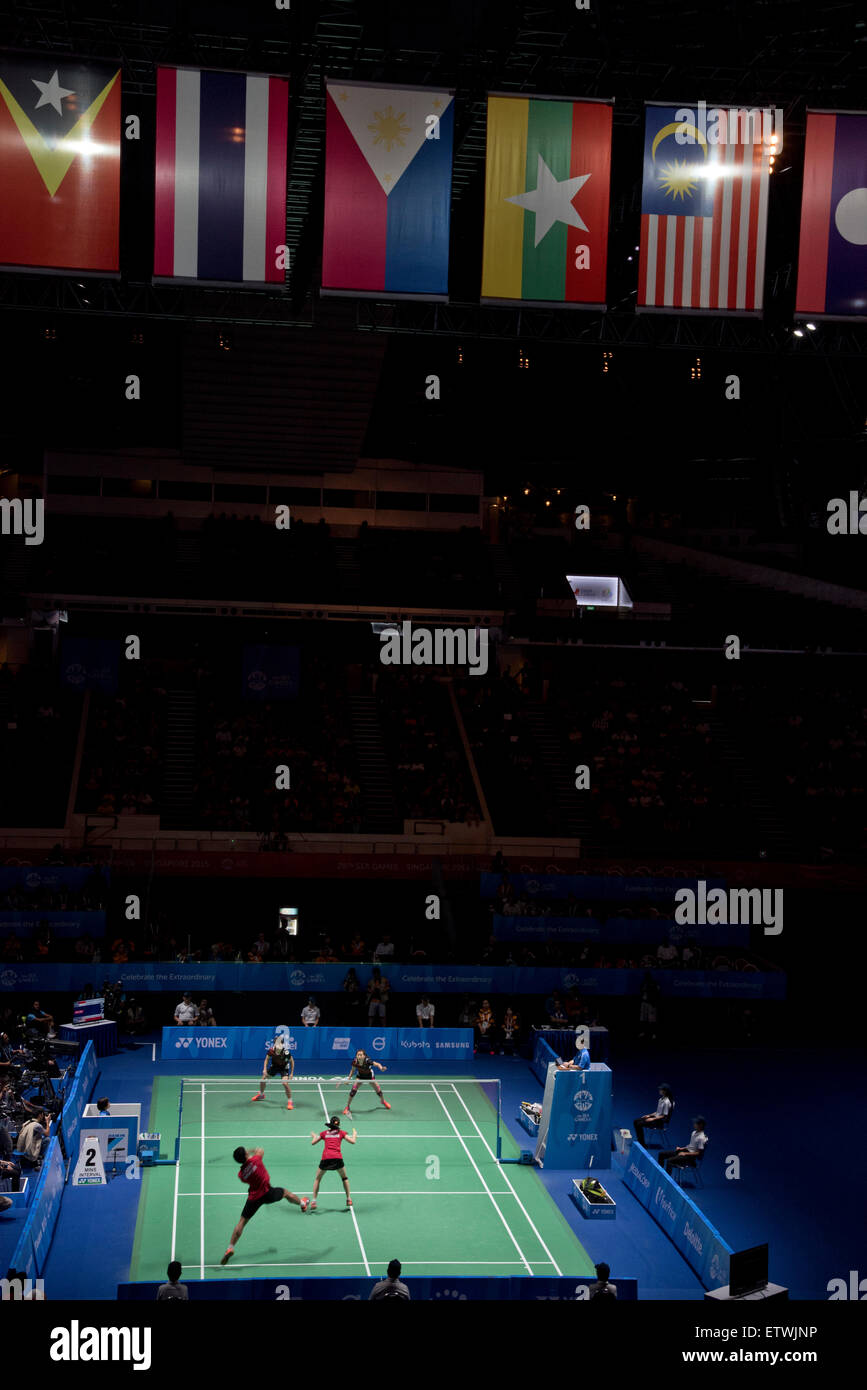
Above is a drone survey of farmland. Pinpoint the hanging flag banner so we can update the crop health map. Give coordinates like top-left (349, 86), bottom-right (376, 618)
top-left (481, 95), bottom-right (612, 307)
top-left (0, 55), bottom-right (121, 273)
top-left (154, 66), bottom-right (289, 285)
top-left (322, 80), bottom-right (454, 297)
top-left (795, 111), bottom-right (867, 321)
top-left (638, 103), bottom-right (773, 314)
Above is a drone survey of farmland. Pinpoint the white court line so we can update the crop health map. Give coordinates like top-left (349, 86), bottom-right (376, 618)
top-left (200, 1259), bottom-right (537, 1270)
top-left (316, 1079), bottom-right (370, 1277)
top-left (431, 1085), bottom-right (532, 1277)
top-left (171, 1152), bottom-right (180, 1261)
top-left (179, 1190), bottom-right (515, 1198)
top-left (449, 1083), bottom-right (562, 1277)
top-left (200, 1083), bottom-right (206, 1279)
top-left (179, 1133), bottom-right (479, 1141)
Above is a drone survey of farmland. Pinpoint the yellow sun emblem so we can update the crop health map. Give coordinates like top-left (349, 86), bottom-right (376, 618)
top-left (368, 104), bottom-right (410, 151)
top-left (657, 159), bottom-right (699, 201)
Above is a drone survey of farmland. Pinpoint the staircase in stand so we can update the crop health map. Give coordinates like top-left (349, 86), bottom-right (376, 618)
top-left (349, 695), bottom-right (399, 832)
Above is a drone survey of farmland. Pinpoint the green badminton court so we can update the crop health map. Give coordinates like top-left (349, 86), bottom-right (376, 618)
top-left (129, 1075), bottom-right (596, 1281)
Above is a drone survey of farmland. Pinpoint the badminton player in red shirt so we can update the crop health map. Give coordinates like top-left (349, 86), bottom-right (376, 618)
top-left (309, 1116), bottom-right (357, 1210)
top-left (220, 1144), bottom-right (308, 1265)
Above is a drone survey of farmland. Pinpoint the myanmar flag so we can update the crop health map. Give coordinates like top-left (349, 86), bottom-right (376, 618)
top-left (0, 56), bottom-right (121, 273)
top-left (481, 95), bottom-right (612, 306)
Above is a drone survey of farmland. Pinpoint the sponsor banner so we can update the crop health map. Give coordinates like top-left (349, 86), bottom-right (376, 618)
top-left (60, 637), bottom-right (120, 694)
top-left (10, 1136), bottom-right (65, 1279)
top-left (624, 1142), bottom-right (731, 1290)
top-left (319, 1027), bottom-right (393, 1061)
top-left (396, 1028), bottom-right (472, 1061)
top-left (160, 1027), bottom-right (471, 1062)
top-left (481, 873), bottom-right (726, 901)
top-left (118, 1275), bottom-right (638, 1300)
top-left (0, 911), bottom-right (106, 939)
top-left (0, 866), bottom-right (110, 891)
top-left (0, 961), bottom-right (784, 1000)
top-left (241, 644), bottom-right (300, 702)
top-left (493, 915), bottom-right (750, 946)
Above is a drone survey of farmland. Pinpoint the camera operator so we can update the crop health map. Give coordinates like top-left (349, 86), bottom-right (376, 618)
top-left (16, 1109), bottom-right (51, 1166)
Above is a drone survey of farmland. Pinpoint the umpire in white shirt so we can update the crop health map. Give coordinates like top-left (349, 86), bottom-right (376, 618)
top-left (174, 993), bottom-right (198, 1026)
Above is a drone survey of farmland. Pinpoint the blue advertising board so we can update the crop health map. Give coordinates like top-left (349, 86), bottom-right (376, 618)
top-left (9, 1137), bottom-right (65, 1278)
top-left (0, 961), bottom-right (784, 1001)
top-left (0, 911), bottom-right (106, 939)
top-left (161, 1027), bottom-right (473, 1063)
top-left (242, 644), bottom-right (300, 701)
top-left (481, 873), bottom-right (726, 902)
top-left (623, 1142), bottom-right (732, 1290)
top-left (493, 915), bottom-right (750, 947)
top-left (60, 637), bottom-right (119, 694)
top-left (0, 866), bottom-right (109, 892)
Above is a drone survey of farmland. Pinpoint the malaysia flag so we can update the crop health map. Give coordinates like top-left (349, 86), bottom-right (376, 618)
top-left (638, 104), bottom-right (770, 314)
top-left (796, 111), bottom-right (867, 320)
top-left (154, 66), bottom-right (288, 285)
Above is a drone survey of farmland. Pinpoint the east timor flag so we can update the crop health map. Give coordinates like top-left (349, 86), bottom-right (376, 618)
top-left (0, 56), bottom-right (121, 272)
top-left (481, 95), bottom-right (612, 306)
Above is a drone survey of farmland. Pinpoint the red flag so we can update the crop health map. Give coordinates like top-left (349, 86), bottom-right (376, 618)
top-left (0, 56), bottom-right (121, 272)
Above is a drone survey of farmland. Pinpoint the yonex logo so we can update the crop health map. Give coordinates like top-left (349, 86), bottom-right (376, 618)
top-left (175, 1037), bottom-right (192, 1048)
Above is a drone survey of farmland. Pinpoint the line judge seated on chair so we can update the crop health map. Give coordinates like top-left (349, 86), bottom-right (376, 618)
top-left (633, 1084), bottom-right (674, 1146)
top-left (658, 1115), bottom-right (707, 1176)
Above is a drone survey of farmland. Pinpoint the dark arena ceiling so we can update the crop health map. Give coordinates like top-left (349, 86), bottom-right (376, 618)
top-left (0, 1), bottom-right (864, 478)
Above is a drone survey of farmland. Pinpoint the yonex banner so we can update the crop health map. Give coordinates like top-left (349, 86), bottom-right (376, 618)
top-left (161, 1027), bottom-right (473, 1062)
top-left (623, 1142), bottom-right (731, 1290)
top-left (3, 962), bottom-right (784, 1000)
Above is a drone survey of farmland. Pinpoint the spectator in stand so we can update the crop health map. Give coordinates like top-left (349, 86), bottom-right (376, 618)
top-left (25, 1001), bottom-right (53, 1037)
top-left (349, 933), bottom-right (366, 960)
top-left (343, 968), bottom-right (361, 1015)
top-left (373, 934), bottom-right (394, 963)
top-left (125, 999), bottom-right (146, 1035)
top-left (656, 939), bottom-right (679, 967)
top-left (174, 993), bottom-right (198, 1027)
top-left (197, 999), bottom-right (216, 1026)
top-left (501, 1006), bottom-right (520, 1055)
top-left (367, 968), bottom-right (389, 1024)
top-left (301, 997), bottom-right (320, 1028)
top-left (458, 997), bottom-right (476, 1028)
top-left (157, 1261), bottom-right (189, 1300)
top-left (416, 996), bottom-right (435, 1028)
top-left (549, 998), bottom-right (568, 1028)
top-left (544, 991), bottom-right (565, 1027)
top-left (475, 1000), bottom-right (495, 1054)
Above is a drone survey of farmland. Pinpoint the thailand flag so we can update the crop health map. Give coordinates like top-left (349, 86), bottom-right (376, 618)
top-left (322, 81), bottom-right (454, 297)
top-left (154, 66), bottom-right (288, 284)
top-left (796, 111), bottom-right (867, 320)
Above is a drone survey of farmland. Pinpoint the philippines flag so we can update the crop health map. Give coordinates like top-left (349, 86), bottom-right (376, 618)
top-left (796, 111), bottom-right (867, 320)
top-left (154, 67), bottom-right (288, 284)
top-left (638, 104), bottom-right (770, 314)
top-left (322, 81), bottom-right (454, 297)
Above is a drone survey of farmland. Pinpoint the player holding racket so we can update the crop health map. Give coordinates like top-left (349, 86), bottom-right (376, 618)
top-left (342, 1048), bottom-right (391, 1115)
top-left (309, 1116), bottom-right (357, 1209)
top-left (220, 1144), bottom-right (308, 1264)
top-left (251, 1034), bottom-right (295, 1109)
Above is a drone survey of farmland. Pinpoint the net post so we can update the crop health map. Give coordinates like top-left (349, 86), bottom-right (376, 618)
top-left (174, 1078), bottom-right (184, 1164)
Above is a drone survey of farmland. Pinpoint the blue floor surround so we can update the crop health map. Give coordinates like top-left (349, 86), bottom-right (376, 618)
top-left (8, 1035), bottom-right (864, 1300)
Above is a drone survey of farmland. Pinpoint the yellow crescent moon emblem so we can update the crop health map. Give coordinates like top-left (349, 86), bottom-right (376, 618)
top-left (651, 122), bottom-right (708, 162)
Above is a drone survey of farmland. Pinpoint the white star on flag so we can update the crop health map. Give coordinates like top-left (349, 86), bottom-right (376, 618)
top-left (32, 71), bottom-right (75, 116)
top-left (506, 154), bottom-right (592, 247)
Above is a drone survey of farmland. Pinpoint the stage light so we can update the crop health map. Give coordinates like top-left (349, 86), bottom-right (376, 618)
top-left (806, 322), bottom-right (816, 331)
top-left (793, 328), bottom-right (804, 337)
